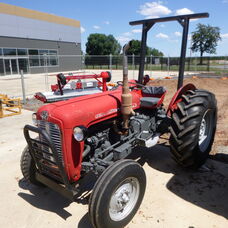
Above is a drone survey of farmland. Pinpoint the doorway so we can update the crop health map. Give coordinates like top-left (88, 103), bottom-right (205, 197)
top-left (4, 59), bottom-right (18, 75)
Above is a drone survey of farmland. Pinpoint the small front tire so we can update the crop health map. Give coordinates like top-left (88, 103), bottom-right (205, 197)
top-left (89, 159), bottom-right (146, 228)
top-left (20, 146), bottom-right (43, 186)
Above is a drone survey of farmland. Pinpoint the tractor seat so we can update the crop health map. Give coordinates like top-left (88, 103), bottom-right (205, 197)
top-left (140, 86), bottom-right (166, 108)
top-left (142, 86), bottom-right (166, 95)
top-left (140, 97), bottom-right (160, 108)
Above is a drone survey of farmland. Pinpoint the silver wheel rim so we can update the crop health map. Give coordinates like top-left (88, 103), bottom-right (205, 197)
top-left (109, 177), bottom-right (140, 221)
top-left (198, 109), bottom-right (213, 152)
top-left (199, 117), bottom-right (207, 146)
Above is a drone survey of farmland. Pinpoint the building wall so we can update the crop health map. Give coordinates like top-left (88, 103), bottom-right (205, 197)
top-left (0, 3), bottom-right (82, 75)
top-left (0, 3), bottom-right (81, 43)
top-left (0, 36), bottom-right (82, 74)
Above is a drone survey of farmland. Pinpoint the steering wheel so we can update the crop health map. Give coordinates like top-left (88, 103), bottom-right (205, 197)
top-left (116, 81), bottom-right (146, 88)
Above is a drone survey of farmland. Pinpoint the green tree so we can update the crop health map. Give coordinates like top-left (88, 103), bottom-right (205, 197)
top-left (147, 47), bottom-right (164, 57)
top-left (191, 23), bottom-right (221, 64)
top-left (126, 39), bottom-right (163, 56)
top-left (86, 34), bottom-right (121, 55)
top-left (126, 40), bottom-right (141, 55)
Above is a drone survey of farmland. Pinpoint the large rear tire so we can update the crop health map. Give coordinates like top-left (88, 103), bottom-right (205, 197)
top-left (89, 159), bottom-right (146, 228)
top-left (169, 89), bottom-right (217, 168)
top-left (20, 146), bottom-right (43, 186)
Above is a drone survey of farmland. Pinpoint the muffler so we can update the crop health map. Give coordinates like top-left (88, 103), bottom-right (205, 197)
top-left (121, 41), bottom-right (135, 131)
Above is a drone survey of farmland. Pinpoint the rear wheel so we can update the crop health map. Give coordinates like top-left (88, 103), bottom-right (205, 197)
top-left (169, 89), bottom-right (217, 168)
top-left (20, 146), bottom-right (43, 186)
top-left (89, 159), bottom-right (146, 228)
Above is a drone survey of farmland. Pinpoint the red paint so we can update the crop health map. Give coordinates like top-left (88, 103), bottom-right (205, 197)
top-left (36, 84), bottom-right (167, 182)
top-left (167, 83), bottom-right (196, 116)
top-left (52, 71), bottom-right (110, 93)
top-left (51, 84), bottom-right (58, 92)
top-left (34, 93), bottom-right (47, 103)
top-left (76, 81), bottom-right (82, 89)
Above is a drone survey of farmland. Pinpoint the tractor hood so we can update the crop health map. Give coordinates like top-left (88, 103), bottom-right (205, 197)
top-left (37, 89), bottom-right (141, 129)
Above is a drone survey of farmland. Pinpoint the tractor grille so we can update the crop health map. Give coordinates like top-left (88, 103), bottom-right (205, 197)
top-left (35, 120), bottom-right (64, 182)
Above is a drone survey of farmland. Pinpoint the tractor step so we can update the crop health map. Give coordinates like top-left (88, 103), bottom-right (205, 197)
top-left (137, 131), bottom-right (160, 148)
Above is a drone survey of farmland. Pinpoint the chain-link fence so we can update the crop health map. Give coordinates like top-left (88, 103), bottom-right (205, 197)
top-left (0, 54), bottom-right (228, 100)
top-left (83, 55), bottom-right (228, 73)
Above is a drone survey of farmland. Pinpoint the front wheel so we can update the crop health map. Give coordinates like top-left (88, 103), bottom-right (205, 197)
top-left (20, 146), bottom-right (43, 186)
top-left (89, 159), bottom-right (146, 228)
top-left (169, 89), bottom-right (217, 168)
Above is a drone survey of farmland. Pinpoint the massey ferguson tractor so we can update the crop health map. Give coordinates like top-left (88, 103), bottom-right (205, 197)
top-left (21, 13), bottom-right (217, 228)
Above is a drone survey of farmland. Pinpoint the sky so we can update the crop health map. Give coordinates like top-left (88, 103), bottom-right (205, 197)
top-left (1, 0), bottom-right (228, 56)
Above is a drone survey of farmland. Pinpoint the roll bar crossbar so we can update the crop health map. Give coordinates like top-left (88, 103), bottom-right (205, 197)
top-left (129, 13), bottom-right (209, 89)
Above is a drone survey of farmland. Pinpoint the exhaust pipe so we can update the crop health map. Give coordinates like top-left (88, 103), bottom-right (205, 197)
top-left (121, 41), bottom-right (134, 131)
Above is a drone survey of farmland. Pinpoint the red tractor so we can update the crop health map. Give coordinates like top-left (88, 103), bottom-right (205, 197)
top-left (21, 13), bottom-right (217, 228)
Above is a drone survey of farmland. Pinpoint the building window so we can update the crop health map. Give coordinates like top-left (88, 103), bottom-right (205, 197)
top-left (17, 49), bottom-right (28, 55)
top-left (18, 58), bottom-right (29, 73)
top-left (3, 48), bottom-right (16, 56)
top-left (49, 50), bottom-right (57, 55)
top-left (0, 59), bottom-right (4, 76)
top-left (39, 50), bottom-right (49, 66)
top-left (29, 49), bottom-right (40, 67)
top-left (28, 49), bottom-right (38, 55)
top-left (29, 56), bottom-right (40, 67)
top-left (0, 48), bottom-right (2, 56)
top-left (49, 50), bottom-right (58, 66)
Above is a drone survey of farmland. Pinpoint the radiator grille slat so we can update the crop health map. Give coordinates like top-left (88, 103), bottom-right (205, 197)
top-left (36, 120), bottom-right (64, 182)
top-left (37, 120), bottom-right (63, 163)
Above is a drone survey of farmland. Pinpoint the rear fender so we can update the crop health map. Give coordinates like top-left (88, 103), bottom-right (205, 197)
top-left (167, 83), bottom-right (196, 116)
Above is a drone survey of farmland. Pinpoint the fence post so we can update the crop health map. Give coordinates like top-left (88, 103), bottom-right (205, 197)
top-left (132, 54), bottom-right (135, 79)
top-left (44, 54), bottom-right (49, 91)
top-left (150, 55), bottom-right (152, 77)
top-left (20, 70), bottom-right (26, 104)
top-left (167, 56), bottom-right (170, 76)
top-left (195, 56), bottom-right (197, 72)
top-left (161, 57), bottom-right (163, 71)
top-left (109, 54), bottom-right (112, 74)
top-left (82, 54), bottom-right (85, 70)
top-left (187, 57), bottom-right (190, 71)
top-left (207, 57), bottom-right (210, 72)
top-left (225, 56), bottom-right (228, 73)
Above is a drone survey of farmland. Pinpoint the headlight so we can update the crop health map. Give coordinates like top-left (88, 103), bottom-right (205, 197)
top-left (73, 126), bottom-right (87, 141)
top-left (32, 113), bottom-right (37, 125)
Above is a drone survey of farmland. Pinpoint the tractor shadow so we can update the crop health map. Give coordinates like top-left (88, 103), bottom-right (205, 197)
top-left (17, 172), bottom-right (97, 222)
top-left (129, 143), bottom-right (228, 219)
top-left (17, 143), bottom-right (228, 226)
top-left (18, 178), bottom-right (72, 220)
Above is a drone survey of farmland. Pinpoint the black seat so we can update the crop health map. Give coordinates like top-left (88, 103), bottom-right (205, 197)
top-left (142, 86), bottom-right (166, 95)
top-left (140, 97), bottom-right (160, 108)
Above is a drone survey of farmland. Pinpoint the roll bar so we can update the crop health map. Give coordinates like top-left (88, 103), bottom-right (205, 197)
top-left (129, 13), bottom-right (209, 89)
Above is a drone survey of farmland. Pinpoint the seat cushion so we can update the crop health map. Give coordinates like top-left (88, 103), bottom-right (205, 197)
top-left (140, 97), bottom-right (160, 108)
top-left (142, 86), bottom-right (166, 95)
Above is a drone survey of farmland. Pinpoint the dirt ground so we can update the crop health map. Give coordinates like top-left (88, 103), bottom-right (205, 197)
top-left (0, 76), bottom-right (228, 228)
top-left (148, 77), bottom-right (228, 155)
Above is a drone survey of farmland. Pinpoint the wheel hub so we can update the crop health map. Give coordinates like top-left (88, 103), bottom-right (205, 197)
top-left (109, 177), bottom-right (140, 221)
top-left (115, 189), bottom-right (131, 211)
top-left (199, 117), bottom-right (207, 145)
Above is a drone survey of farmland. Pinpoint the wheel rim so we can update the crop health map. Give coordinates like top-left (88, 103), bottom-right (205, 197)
top-left (198, 110), bottom-right (213, 152)
top-left (109, 177), bottom-right (140, 221)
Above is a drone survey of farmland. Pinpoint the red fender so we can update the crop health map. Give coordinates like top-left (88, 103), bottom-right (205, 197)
top-left (167, 83), bottom-right (196, 116)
